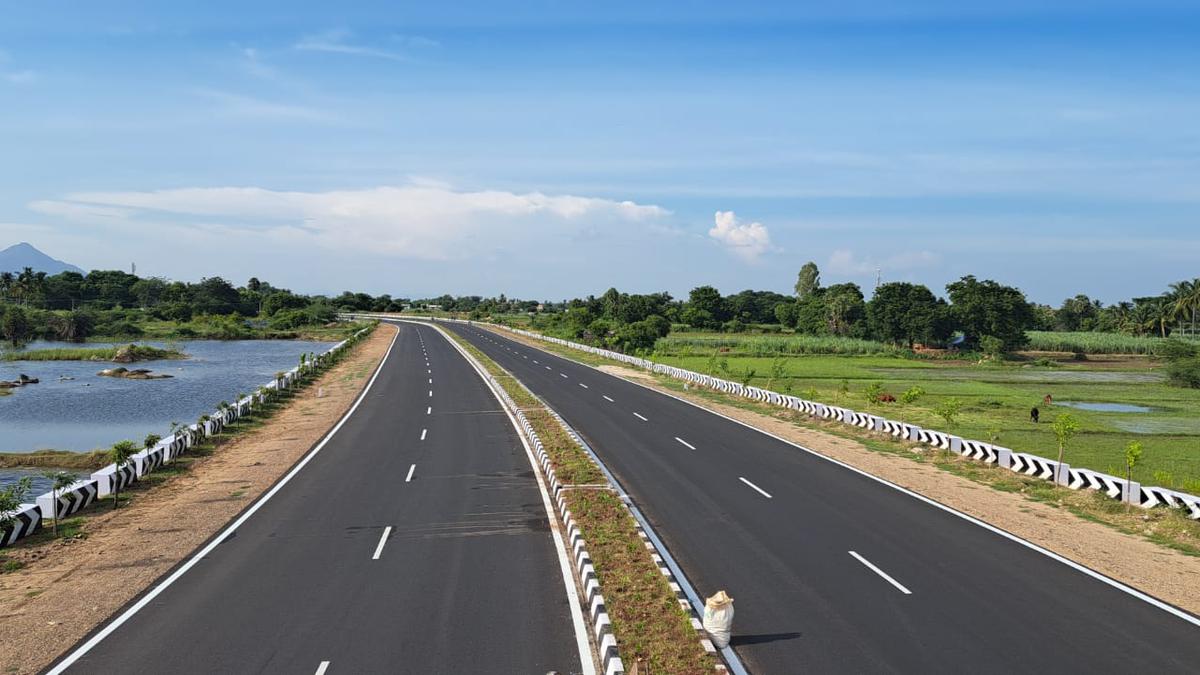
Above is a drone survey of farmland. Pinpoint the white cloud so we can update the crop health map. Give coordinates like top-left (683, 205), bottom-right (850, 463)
top-left (295, 29), bottom-right (409, 61)
top-left (827, 249), bottom-right (940, 276)
top-left (708, 210), bottom-right (772, 262)
top-left (30, 181), bottom-right (670, 261)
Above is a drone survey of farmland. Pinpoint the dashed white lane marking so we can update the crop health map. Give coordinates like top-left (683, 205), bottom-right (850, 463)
top-left (427, 369), bottom-right (431, 374)
top-left (579, 383), bottom-right (589, 389)
top-left (739, 476), bottom-right (773, 499)
top-left (420, 428), bottom-right (427, 441)
top-left (406, 464), bottom-right (416, 482)
top-left (603, 395), bottom-right (614, 402)
top-left (545, 366), bottom-right (552, 370)
top-left (315, 661), bottom-right (331, 675)
top-left (426, 406), bottom-right (432, 415)
top-left (633, 412), bottom-right (648, 421)
top-left (533, 359), bottom-right (539, 364)
top-left (523, 355), bottom-right (528, 359)
top-left (560, 373), bottom-right (568, 378)
top-left (428, 378), bottom-right (433, 384)
top-left (675, 437), bottom-right (696, 450)
top-left (372, 527), bottom-right (393, 560)
top-left (428, 390), bottom-right (433, 397)
top-left (849, 551), bottom-right (912, 595)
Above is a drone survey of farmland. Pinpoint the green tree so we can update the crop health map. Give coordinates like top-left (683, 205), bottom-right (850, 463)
top-left (1051, 413), bottom-right (1080, 483)
top-left (867, 282), bottom-right (950, 347)
top-left (946, 276), bottom-right (1035, 352)
top-left (0, 477), bottom-right (33, 535)
top-left (934, 397), bottom-right (963, 427)
top-left (108, 440), bottom-right (138, 509)
top-left (683, 285), bottom-right (727, 329)
top-left (1, 305), bottom-right (33, 345)
top-left (794, 262), bottom-right (821, 299)
top-left (1124, 440), bottom-right (1143, 487)
top-left (41, 471), bottom-right (79, 535)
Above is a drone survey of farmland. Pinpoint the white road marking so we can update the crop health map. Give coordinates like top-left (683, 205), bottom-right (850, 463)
top-left (428, 378), bottom-right (433, 384)
top-left (420, 428), bottom-right (427, 441)
top-left (633, 412), bottom-right (648, 421)
top-left (427, 369), bottom-right (431, 374)
top-left (739, 476), bottom-right (773, 499)
top-left (579, 383), bottom-right (589, 389)
top-left (545, 365), bottom-right (552, 370)
top-left (315, 661), bottom-right (330, 675)
top-left (406, 464), bottom-right (416, 482)
top-left (603, 395), bottom-right (614, 402)
top-left (533, 359), bottom-right (539, 364)
top-left (372, 527), bottom-right (393, 560)
top-left (849, 551), bottom-right (912, 595)
top-left (426, 406), bottom-right (432, 415)
top-left (428, 390), bottom-right (433, 397)
top-left (675, 437), bottom-right (696, 450)
top-left (560, 373), bottom-right (569, 378)
top-left (523, 355), bottom-right (528, 359)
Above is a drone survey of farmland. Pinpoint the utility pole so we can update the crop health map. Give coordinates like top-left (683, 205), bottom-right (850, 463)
top-left (875, 267), bottom-right (882, 290)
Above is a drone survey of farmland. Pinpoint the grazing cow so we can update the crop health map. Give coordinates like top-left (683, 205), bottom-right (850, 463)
top-left (1031, 406), bottom-right (1040, 423)
top-left (1043, 394), bottom-right (1053, 405)
top-left (879, 393), bottom-right (896, 403)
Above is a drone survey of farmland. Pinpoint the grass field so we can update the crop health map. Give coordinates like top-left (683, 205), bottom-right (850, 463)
top-left (1026, 331), bottom-right (1171, 355)
top-left (650, 349), bottom-right (1200, 492)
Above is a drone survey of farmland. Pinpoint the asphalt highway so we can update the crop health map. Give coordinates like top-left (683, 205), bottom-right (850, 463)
top-left (447, 322), bottom-right (1200, 674)
top-left (50, 322), bottom-right (587, 675)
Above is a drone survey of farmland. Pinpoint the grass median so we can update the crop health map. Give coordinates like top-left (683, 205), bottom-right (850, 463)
top-left (444, 327), bottom-right (716, 674)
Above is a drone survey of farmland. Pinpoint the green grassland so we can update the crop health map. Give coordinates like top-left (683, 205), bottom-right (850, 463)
top-left (651, 350), bottom-right (1200, 492)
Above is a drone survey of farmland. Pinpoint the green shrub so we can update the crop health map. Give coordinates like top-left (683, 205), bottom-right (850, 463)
top-left (900, 386), bottom-right (926, 404)
top-left (1166, 357), bottom-right (1200, 389)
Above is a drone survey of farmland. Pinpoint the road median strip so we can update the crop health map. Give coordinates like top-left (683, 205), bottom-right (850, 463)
top-left (442, 327), bottom-right (723, 675)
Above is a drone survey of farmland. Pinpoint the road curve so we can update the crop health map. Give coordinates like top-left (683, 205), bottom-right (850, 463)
top-left (447, 322), bottom-right (1200, 674)
top-left (50, 322), bottom-right (586, 675)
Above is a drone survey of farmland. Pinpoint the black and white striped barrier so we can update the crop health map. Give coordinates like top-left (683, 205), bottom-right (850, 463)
top-left (35, 479), bottom-right (99, 522)
top-left (91, 463), bottom-right (137, 498)
top-left (1, 503), bottom-right (42, 548)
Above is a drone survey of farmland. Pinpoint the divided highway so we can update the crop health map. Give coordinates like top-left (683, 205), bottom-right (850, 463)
top-left (50, 323), bottom-right (587, 674)
top-left (446, 322), bottom-right (1200, 674)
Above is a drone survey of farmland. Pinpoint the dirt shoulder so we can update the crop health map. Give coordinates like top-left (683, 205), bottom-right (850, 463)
top-left (498, 329), bottom-right (1200, 618)
top-left (0, 324), bottom-right (396, 675)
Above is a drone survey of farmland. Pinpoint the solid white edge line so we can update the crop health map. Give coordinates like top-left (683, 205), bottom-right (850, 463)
top-left (46, 326), bottom-right (402, 674)
top-left (633, 412), bottom-right (648, 421)
top-left (849, 551), bottom-right (912, 595)
top-left (675, 437), bottom-right (696, 450)
top-left (402, 320), bottom-right (596, 674)
top-left (372, 526), bottom-right (394, 560)
top-left (406, 464), bottom-right (416, 482)
top-left (739, 476), bottom-right (773, 499)
top-left (489, 326), bottom-right (1200, 629)
top-left (420, 428), bottom-right (427, 441)
top-left (315, 661), bottom-right (330, 675)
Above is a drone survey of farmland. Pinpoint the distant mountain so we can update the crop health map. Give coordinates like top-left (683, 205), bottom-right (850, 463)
top-left (0, 242), bottom-right (85, 275)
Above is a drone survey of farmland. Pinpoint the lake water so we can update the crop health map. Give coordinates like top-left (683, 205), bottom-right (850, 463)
top-left (1057, 401), bottom-right (1154, 413)
top-left (0, 339), bottom-right (331, 454)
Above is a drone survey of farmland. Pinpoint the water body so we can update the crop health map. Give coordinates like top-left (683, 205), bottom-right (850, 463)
top-left (1057, 401), bottom-right (1154, 413)
top-left (0, 339), bottom-right (330, 454)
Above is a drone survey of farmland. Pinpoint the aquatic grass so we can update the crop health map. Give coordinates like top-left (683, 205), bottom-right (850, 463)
top-left (2, 344), bottom-right (186, 362)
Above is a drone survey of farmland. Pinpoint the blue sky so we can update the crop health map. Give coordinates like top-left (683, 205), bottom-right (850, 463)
top-left (1, 1), bottom-right (1198, 304)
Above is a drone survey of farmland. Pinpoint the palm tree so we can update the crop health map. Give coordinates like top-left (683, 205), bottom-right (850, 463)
top-left (108, 440), bottom-right (138, 509)
top-left (1168, 279), bottom-right (1200, 336)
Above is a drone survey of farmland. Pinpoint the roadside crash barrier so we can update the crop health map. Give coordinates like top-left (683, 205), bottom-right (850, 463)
top-left (413, 316), bottom-right (1200, 522)
top-left (0, 324), bottom-right (376, 550)
top-left (0, 503), bottom-right (42, 548)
